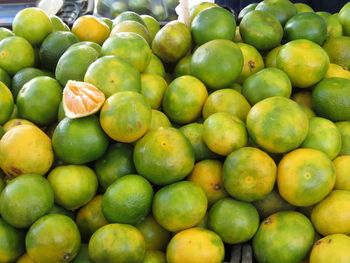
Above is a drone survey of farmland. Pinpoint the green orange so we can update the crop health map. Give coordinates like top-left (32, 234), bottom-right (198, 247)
top-left (111, 20), bottom-right (151, 45)
top-left (190, 2), bottom-right (218, 22)
top-left (113, 11), bottom-right (146, 27)
top-left (223, 147), bottom-right (277, 202)
top-left (174, 55), bottom-right (191, 78)
top-left (317, 12), bottom-right (343, 39)
top-left (141, 15), bottom-right (160, 41)
top-left (166, 228), bottom-right (224, 263)
top-left (264, 46), bottom-right (282, 68)
top-left (150, 110), bottom-right (171, 130)
top-left (339, 2), bottom-right (350, 36)
top-left (336, 121), bottom-right (350, 155)
top-left (143, 251), bottom-right (166, 263)
top-left (238, 3), bottom-right (258, 21)
top-left (144, 54), bottom-right (165, 77)
top-left (255, 0), bottom-right (297, 25)
top-left (295, 3), bottom-right (314, 13)
top-left (0, 218), bottom-right (25, 263)
top-left (133, 127), bottom-right (195, 185)
top-left (152, 181), bottom-right (207, 232)
top-left (50, 15), bottom-right (70, 32)
top-left (333, 155), bottom-right (350, 191)
top-left (246, 96), bottom-right (309, 153)
top-left (141, 73), bottom-right (168, 109)
top-left (71, 244), bottom-right (90, 263)
top-left (88, 223), bottom-right (146, 263)
top-left (0, 81), bottom-right (14, 125)
top-left (0, 27), bottom-right (14, 41)
top-left (0, 68), bottom-right (11, 88)
top-left (323, 36), bottom-right (350, 69)
top-left (253, 211), bottom-right (314, 263)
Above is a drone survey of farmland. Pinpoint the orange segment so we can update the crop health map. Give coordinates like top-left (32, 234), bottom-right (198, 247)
top-left (63, 80), bottom-right (105, 119)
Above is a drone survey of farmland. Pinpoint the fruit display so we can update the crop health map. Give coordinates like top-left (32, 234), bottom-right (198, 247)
top-left (0, 1), bottom-right (350, 262)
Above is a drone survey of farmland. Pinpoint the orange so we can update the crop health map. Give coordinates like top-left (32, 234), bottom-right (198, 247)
top-left (0, 218), bottom-right (25, 263)
top-left (16, 253), bottom-right (35, 263)
top-left (0, 81), bottom-right (14, 125)
top-left (50, 15), bottom-right (70, 32)
top-left (292, 91), bottom-right (312, 108)
top-left (189, 2), bottom-right (218, 22)
top-left (141, 15), bottom-right (160, 41)
top-left (72, 15), bottom-right (110, 45)
top-left (100, 91), bottom-right (152, 143)
top-left (208, 198), bottom-right (259, 244)
top-left (141, 73), bottom-right (168, 109)
top-left (238, 3), bottom-right (258, 21)
top-left (48, 165), bottom-right (98, 210)
top-left (150, 110), bottom-right (171, 130)
top-left (135, 215), bottom-right (171, 251)
top-left (76, 195), bottom-right (109, 242)
top-left (339, 2), bottom-right (350, 36)
top-left (277, 148), bottom-right (336, 207)
top-left (323, 36), bottom-right (350, 69)
top-left (166, 228), bottom-right (224, 263)
top-left (143, 251), bottom-right (166, 263)
top-left (0, 27), bottom-right (13, 41)
top-left (152, 181), bottom-right (207, 232)
top-left (295, 3), bottom-right (314, 13)
top-left (88, 223), bottom-right (145, 263)
top-left (336, 121), bottom-right (350, 155)
top-left (223, 147), bottom-right (277, 202)
top-left (174, 55), bottom-right (191, 78)
top-left (333, 155), bottom-right (350, 191)
top-left (325, 63), bottom-right (350, 79)
top-left (71, 244), bottom-right (90, 263)
top-left (144, 54), bottom-right (166, 77)
top-left (264, 45), bottom-right (282, 68)
top-left (188, 160), bottom-right (228, 205)
top-left (203, 112), bottom-right (248, 156)
top-left (26, 214), bottom-right (81, 263)
top-left (255, 0), bottom-right (297, 25)
top-left (277, 39), bottom-right (329, 88)
top-left (63, 80), bottom-right (105, 119)
top-left (162, 76), bottom-right (208, 124)
top-left (111, 20), bottom-right (151, 45)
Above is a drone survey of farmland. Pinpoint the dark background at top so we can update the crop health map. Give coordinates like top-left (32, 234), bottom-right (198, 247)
top-left (216, 0), bottom-right (348, 13)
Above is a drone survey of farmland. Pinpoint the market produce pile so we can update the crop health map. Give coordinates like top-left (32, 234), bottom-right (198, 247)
top-left (0, 0), bottom-right (350, 262)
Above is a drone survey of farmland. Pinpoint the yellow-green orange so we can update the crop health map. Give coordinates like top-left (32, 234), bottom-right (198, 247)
top-left (162, 76), bottom-right (208, 124)
top-left (0, 125), bottom-right (54, 177)
top-left (333, 155), bottom-right (350, 191)
top-left (3, 119), bottom-right (34, 132)
top-left (277, 39), bottom-right (329, 88)
top-left (0, 82), bottom-right (14, 125)
top-left (223, 147), bottom-right (277, 202)
top-left (144, 54), bottom-right (165, 77)
top-left (339, 2), bottom-right (350, 36)
top-left (16, 253), bottom-right (35, 263)
top-left (133, 127), bottom-right (195, 185)
top-left (311, 190), bottom-right (350, 236)
top-left (50, 15), bottom-right (70, 32)
top-left (277, 148), bottom-right (336, 207)
top-left (88, 223), bottom-right (145, 263)
top-left (246, 97), bottom-right (309, 153)
top-left (150, 110), bottom-right (171, 130)
top-left (238, 3), bottom-right (258, 21)
top-left (141, 15), bottom-right (160, 41)
top-left (292, 91), bottom-right (312, 108)
top-left (166, 228), bottom-right (224, 263)
top-left (317, 12), bottom-right (343, 39)
top-left (174, 55), bottom-right (191, 78)
top-left (0, 218), bottom-right (25, 263)
top-left (0, 27), bottom-right (14, 41)
top-left (111, 20), bottom-right (151, 45)
top-left (264, 46), bottom-right (282, 68)
top-left (255, 0), bottom-right (297, 25)
top-left (0, 68), bottom-right (11, 88)
top-left (190, 2), bottom-right (218, 22)
top-left (336, 121), bottom-right (350, 155)
top-left (325, 64), bottom-right (350, 79)
top-left (323, 36), bottom-right (350, 69)
top-left (152, 181), bottom-right (207, 232)
top-left (141, 74), bottom-right (168, 109)
top-left (295, 3), bottom-right (314, 13)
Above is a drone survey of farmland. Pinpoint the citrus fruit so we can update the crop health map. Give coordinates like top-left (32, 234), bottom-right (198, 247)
top-left (113, 11), bottom-right (146, 27)
top-left (312, 77), bottom-right (350, 121)
top-left (325, 63), bottom-right (350, 79)
top-left (264, 45), bottom-right (282, 68)
top-left (0, 36), bottom-right (34, 75)
top-left (162, 76), bottom-right (208, 124)
top-left (242, 67), bottom-right (292, 105)
top-left (48, 204), bottom-right (75, 219)
top-left (133, 127), bottom-right (195, 185)
top-left (71, 244), bottom-right (90, 263)
top-left (0, 218), bottom-right (25, 263)
top-left (277, 39), bottom-right (330, 88)
top-left (76, 195), bottom-right (108, 242)
top-left (68, 41), bottom-right (102, 54)
top-left (174, 55), bottom-right (191, 78)
top-left (72, 15), bottom-right (110, 45)
top-left (55, 45), bottom-right (99, 86)
top-left (141, 73), bottom-right (168, 109)
top-left (191, 40), bottom-right (243, 89)
top-left (255, 0), bottom-right (297, 25)
top-left (323, 36), bottom-right (350, 69)
top-left (202, 89), bottom-right (251, 121)
top-left (236, 43), bottom-right (265, 84)
top-left (188, 160), bottom-right (227, 205)
top-left (336, 121), bottom-right (350, 155)
top-left (50, 15), bottom-right (70, 32)
top-left (311, 190), bottom-right (350, 235)
top-left (284, 12), bottom-right (327, 45)
top-left (277, 148), bottom-right (336, 207)
top-left (150, 110), bottom-right (171, 130)
top-left (141, 15), bottom-right (160, 41)
top-left (17, 253), bottom-right (35, 263)
top-left (0, 174), bottom-right (54, 228)
top-left (318, 12), bottom-right (343, 39)
top-left (223, 147), bottom-right (277, 202)
top-left (339, 2), bottom-right (350, 36)
top-left (189, 2), bottom-right (218, 22)
top-left (17, 76), bottom-right (62, 126)
top-left (52, 115), bottom-right (109, 164)
top-left (292, 91), bottom-right (312, 108)
top-left (135, 215), bottom-right (171, 251)
top-left (88, 223), bottom-right (145, 263)
top-left (0, 27), bottom-right (14, 41)
top-left (239, 10), bottom-right (283, 50)
top-left (84, 56), bottom-right (141, 97)
top-left (310, 234), bottom-right (350, 263)
top-left (166, 227), bottom-right (224, 263)
top-left (63, 80), bottom-right (105, 119)
top-left (111, 20), bottom-right (151, 45)
top-left (102, 174), bottom-right (153, 224)
top-left (253, 211), bottom-right (314, 263)
top-left (253, 188), bottom-right (295, 219)
top-left (26, 214), bottom-right (81, 263)
top-left (0, 127), bottom-right (4, 140)
top-left (13, 8), bottom-right (52, 45)
top-left (152, 21), bottom-right (191, 63)
top-left (143, 251), bottom-right (166, 263)
top-left (179, 123), bottom-right (218, 162)
top-left (333, 155), bottom-right (350, 191)
top-left (295, 3), bottom-right (314, 12)
top-left (48, 165), bottom-right (98, 210)
top-left (238, 3), bottom-right (258, 21)
top-left (0, 68), bottom-right (11, 88)
top-left (203, 112), bottom-right (247, 156)
top-left (152, 181), bottom-right (207, 232)
top-left (0, 125), bottom-right (54, 177)
top-left (102, 32), bottom-right (151, 72)
top-left (100, 91), bottom-right (151, 142)
top-left (94, 143), bottom-right (135, 189)
top-left (301, 117), bottom-right (341, 159)
top-left (0, 81), bottom-right (14, 125)
top-left (144, 54), bottom-right (166, 77)
top-left (191, 6), bottom-right (236, 46)
top-left (39, 31), bottom-right (79, 71)
top-left (246, 96), bottom-right (309, 153)
top-left (208, 198), bottom-right (259, 244)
